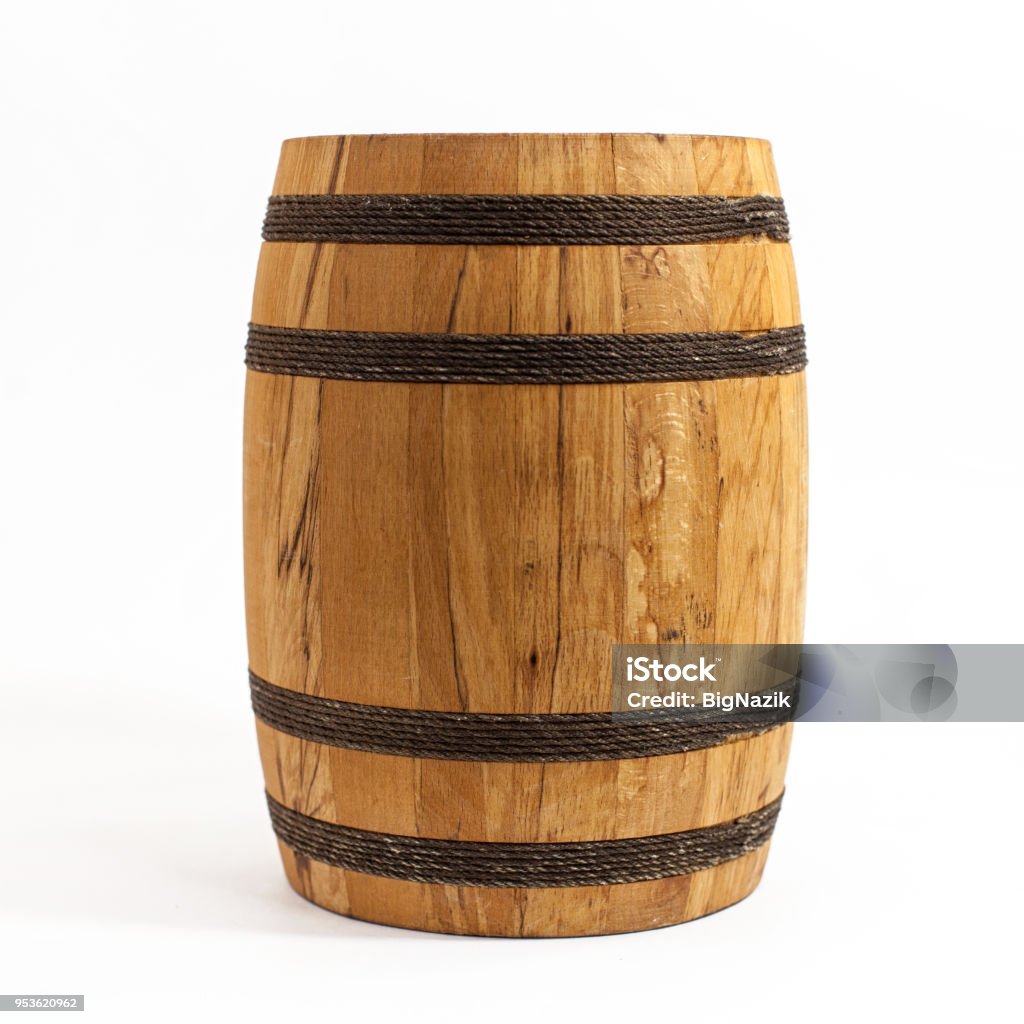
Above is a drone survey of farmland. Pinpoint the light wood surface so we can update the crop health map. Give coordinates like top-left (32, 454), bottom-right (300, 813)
top-left (244, 134), bottom-right (807, 936)
top-left (256, 719), bottom-right (791, 842)
top-left (278, 840), bottom-right (773, 938)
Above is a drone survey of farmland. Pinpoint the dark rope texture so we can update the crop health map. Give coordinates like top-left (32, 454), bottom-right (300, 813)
top-left (249, 671), bottom-right (795, 762)
top-left (262, 193), bottom-right (790, 245)
top-left (267, 791), bottom-right (782, 887)
top-left (245, 323), bottom-right (806, 384)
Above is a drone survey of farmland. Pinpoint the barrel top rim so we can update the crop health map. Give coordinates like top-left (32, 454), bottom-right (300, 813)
top-left (280, 132), bottom-right (774, 146)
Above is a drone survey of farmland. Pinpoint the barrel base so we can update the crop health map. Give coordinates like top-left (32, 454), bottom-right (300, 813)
top-left (275, 839), bottom-right (772, 938)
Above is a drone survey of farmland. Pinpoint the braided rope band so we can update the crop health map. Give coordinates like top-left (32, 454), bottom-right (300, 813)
top-left (267, 792), bottom-right (782, 888)
top-left (249, 670), bottom-right (795, 762)
top-left (262, 193), bottom-right (790, 245)
top-left (245, 323), bottom-right (806, 384)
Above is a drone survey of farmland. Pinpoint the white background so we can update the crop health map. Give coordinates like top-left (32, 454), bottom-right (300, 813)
top-left (2, 1), bottom-right (1022, 1021)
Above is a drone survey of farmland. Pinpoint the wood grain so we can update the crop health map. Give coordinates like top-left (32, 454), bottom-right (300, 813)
top-left (271, 133), bottom-right (781, 197)
top-left (278, 840), bottom-right (773, 938)
top-left (256, 720), bottom-right (791, 842)
top-left (250, 241), bottom-right (800, 333)
top-left (244, 134), bottom-right (807, 936)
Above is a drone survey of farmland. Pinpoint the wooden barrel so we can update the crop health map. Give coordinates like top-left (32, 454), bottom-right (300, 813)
top-left (244, 133), bottom-right (806, 937)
